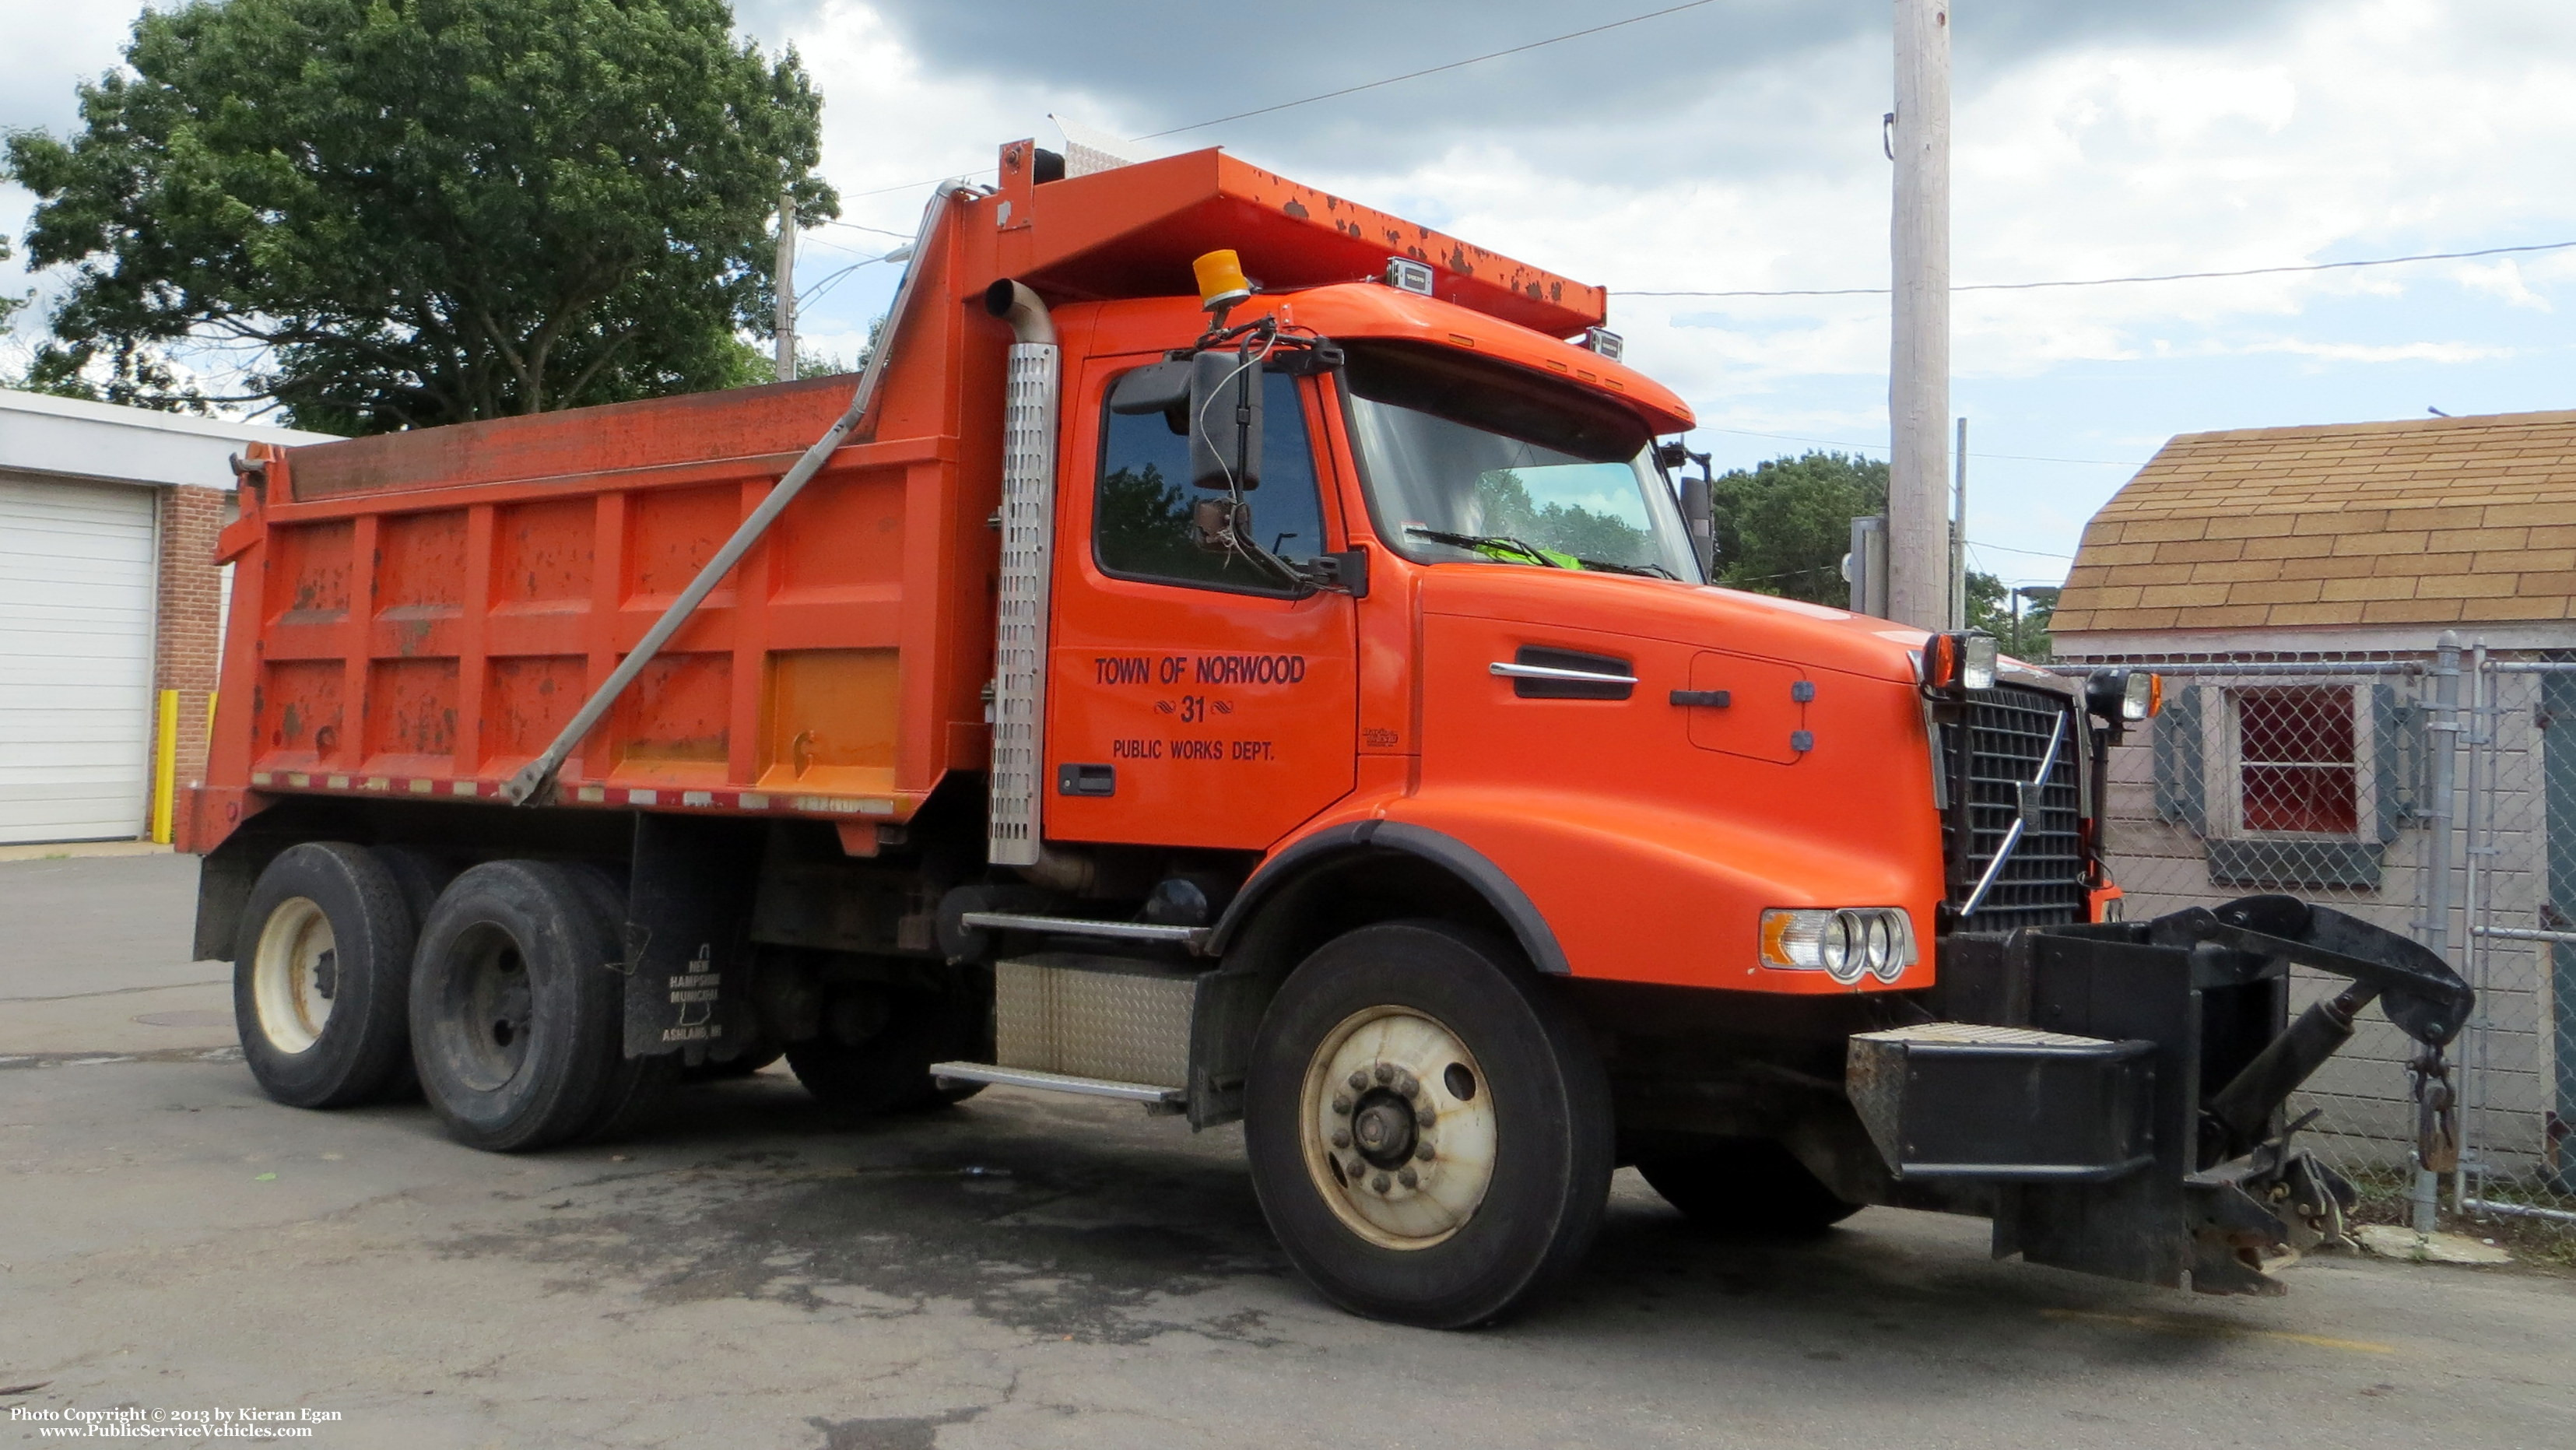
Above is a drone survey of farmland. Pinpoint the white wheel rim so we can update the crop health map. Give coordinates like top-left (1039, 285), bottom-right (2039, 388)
top-left (251, 896), bottom-right (338, 1055)
top-left (1300, 1006), bottom-right (1497, 1250)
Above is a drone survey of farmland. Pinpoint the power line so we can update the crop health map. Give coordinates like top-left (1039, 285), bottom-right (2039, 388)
top-left (1132, 0), bottom-right (1722, 141)
top-left (1619, 239), bottom-right (2576, 298)
top-left (836, 0), bottom-right (1724, 203)
top-left (818, 219), bottom-right (914, 240)
top-left (1967, 539), bottom-right (2074, 560)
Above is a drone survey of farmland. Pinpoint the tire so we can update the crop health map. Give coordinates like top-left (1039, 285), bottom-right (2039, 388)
top-left (1244, 920), bottom-right (1613, 1329)
top-left (408, 860), bottom-right (626, 1152)
top-left (553, 862), bottom-right (679, 1144)
top-left (367, 846), bottom-right (459, 1103)
top-left (1636, 1139), bottom-right (1863, 1236)
top-left (786, 978), bottom-right (990, 1115)
top-left (232, 842), bottom-right (421, 1108)
top-left (683, 1038), bottom-right (785, 1082)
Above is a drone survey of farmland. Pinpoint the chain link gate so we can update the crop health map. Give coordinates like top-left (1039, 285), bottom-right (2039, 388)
top-left (2459, 651), bottom-right (2576, 1225)
top-left (2061, 638), bottom-right (2575, 1234)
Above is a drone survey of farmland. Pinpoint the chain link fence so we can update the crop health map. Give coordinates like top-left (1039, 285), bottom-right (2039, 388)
top-left (2060, 642), bottom-right (2575, 1233)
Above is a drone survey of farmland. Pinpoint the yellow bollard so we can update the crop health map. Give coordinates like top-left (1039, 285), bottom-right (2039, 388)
top-left (152, 689), bottom-right (179, 845)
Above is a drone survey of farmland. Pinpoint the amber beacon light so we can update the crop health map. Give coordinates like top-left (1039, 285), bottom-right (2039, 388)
top-left (1193, 248), bottom-right (1253, 318)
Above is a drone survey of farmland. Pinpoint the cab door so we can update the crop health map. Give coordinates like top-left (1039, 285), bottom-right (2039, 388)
top-left (1044, 356), bottom-right (1359, 849)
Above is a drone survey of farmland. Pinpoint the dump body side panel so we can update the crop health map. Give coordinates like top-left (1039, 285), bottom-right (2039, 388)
top-left (190, 212), bottom-right (1009, 849)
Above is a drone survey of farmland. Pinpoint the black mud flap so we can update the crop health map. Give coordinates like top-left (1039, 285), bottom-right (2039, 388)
top-left (620, 813), bottom-right (763, 1062)
top-left (1892, 897), bottom-right (2470, 1295)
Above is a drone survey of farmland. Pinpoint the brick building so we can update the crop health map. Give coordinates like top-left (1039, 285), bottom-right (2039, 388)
top-left (0, 390), bottom-right (333, 843)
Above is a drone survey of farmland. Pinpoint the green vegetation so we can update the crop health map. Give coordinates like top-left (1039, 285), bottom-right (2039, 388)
top-left (4, 0), bottom-right (834, 433)
top-left (1707, 451), bottom-right (1888, 606)
top-left (1708, 448), bottom-right (2048, 655)
top-left (1475, 469), bottom-right (1651, 565)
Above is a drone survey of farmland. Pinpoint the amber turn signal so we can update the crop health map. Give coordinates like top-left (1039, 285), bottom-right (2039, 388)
top-left (2083, 667), bottom-right (2161, 722)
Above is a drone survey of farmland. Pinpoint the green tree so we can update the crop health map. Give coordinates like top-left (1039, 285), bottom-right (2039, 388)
top-left (5, 0), bottom-right (834, 433)
top-left (1473, 469), bottom-right (1652, 565)
top-left (1708, 451), bottom-right (1888, 606)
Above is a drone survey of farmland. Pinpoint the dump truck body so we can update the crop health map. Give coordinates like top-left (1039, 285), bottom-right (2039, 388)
top-left (187, 142), bottom-right (2469, 1326)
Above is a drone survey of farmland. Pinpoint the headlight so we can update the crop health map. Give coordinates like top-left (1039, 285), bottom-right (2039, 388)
top-left (1760, 908), bottom-right (1917, 985)
top-left (1922, 632), bottom-right (1999, 695)
top-left (1818, 915), bottom-right (1853, 978)
top-left (2084, 668), bottom-right (2163, 723)
top-left (1864, 913), bottom-right (1894, 974)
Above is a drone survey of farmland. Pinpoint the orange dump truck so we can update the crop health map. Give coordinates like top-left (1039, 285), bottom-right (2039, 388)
top-left (186, 141), bottom-right (2469, 1325)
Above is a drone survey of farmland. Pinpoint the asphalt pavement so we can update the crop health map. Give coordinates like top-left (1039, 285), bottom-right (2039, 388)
top-left (2, 852), bottom-right (2569, 1449)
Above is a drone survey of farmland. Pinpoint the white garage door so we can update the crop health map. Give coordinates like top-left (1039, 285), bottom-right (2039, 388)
top-left (0, 476), bottom-right (156, 843)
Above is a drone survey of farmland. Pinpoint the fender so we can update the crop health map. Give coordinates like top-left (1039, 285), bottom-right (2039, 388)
top-left (1376, 787), bottom-right (1942, 993)
top-left (1208, 819), bottom-right (1571, 975)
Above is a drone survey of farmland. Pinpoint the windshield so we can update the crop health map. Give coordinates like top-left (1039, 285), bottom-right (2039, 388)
top-left (1340, 342), bottom-right (1700, 581)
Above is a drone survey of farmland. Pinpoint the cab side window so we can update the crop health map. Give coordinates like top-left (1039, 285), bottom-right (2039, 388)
top-left (1094, 370), bottom-right (1327, 593)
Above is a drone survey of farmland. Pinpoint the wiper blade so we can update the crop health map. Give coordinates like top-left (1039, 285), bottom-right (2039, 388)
top-left (1404, 526), bottom-right (1567, 568)
top-left (1574, 557), bottom-right (1675, 579)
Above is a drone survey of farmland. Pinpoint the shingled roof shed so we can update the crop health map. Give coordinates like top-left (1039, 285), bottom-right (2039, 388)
top-left (2052, 407), bottom-right (2576, 653)
top-left (2051, 413), bottom-right (2576, 1195)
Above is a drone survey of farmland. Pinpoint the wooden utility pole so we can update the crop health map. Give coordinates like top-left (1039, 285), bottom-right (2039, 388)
top-left (774, 191), bottom-right (798, 381)
top-left (1888, 0), bottom-right (1951, 628)
top-left (1951, 416), bottom-right (1968, 629)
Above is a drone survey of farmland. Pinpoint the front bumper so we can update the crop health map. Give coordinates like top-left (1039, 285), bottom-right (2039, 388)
top-left (1850, 896), bottom-right (2472, 1294)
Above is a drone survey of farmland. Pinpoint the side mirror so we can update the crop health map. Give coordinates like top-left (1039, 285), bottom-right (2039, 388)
top-left (1188, 349), bottom-right (1262, 491)
top-left (1108, 360), bottom-right (1191, 416)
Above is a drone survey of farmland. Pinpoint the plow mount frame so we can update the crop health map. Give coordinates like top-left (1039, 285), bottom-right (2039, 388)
top-left (1901, 895), bottom-right (2472, 1295)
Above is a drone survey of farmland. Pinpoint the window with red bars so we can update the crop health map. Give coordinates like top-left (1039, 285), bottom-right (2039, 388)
top-left (2236, 686), bottom-right (2357, 834)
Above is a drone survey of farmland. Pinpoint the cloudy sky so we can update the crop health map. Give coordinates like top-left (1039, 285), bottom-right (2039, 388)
top-left (7, 1), bottom-right (2574, 585)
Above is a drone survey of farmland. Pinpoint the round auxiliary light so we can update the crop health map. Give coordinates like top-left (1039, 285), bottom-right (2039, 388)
top-left (1863, 912), bottom-right (1894, 976)
top-left (1819, 911), bottom-right (1858, 982)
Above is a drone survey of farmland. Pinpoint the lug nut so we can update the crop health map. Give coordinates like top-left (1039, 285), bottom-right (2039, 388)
top-left (1347, 1070), bottom-right (1368, 1091)
top-left (1371, 1172), bottom-right (1390, 1192)
top-left (1415, 1104), bottom-right (1436, 1129)
top-left (1395, 1075), bottom-right (1420, 1100)
top-left (1331, 1129), bottom-right (1351, 1149)
top-left (1331, 1093), bottom-right (1352, 1115)
top-left (1398, 1167), bottom-right (1418, 1188)
top-left (1373, 1064), bottom-right (1394, 1084)
top-left (1415, 1143), bottom-right (1435, 1162)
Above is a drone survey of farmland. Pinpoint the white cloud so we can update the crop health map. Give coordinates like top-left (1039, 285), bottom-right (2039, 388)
top-left (8, 0), bottom-right (2573, 580)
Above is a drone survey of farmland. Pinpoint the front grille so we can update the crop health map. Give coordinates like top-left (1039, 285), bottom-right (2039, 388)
top-left (1940, 683), bottom-right (2086, 931)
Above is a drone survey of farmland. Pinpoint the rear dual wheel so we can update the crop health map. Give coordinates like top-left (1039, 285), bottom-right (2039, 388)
top-left (409, 860), bottom-right (672, 1151)
top-left (786, 978), bottom-right (989, 1115)
top-left (1244, 921), bottom-right (1613, 1329)
top-left (234, 843), bottom-right (421, 1108)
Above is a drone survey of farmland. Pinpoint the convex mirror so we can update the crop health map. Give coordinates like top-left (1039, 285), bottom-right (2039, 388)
top-left (1188, 350), bottom-right (1262, 492)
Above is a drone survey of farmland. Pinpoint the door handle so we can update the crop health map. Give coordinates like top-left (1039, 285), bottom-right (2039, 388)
top-left (1489, 662), bottom-right (1638, 686)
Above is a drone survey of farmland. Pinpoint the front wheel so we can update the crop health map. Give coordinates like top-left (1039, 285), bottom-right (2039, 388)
top-left (1244, 921), bottom-right (1612, 1329)
top-left (1635, 1139), bottom-right (1862, 1236)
